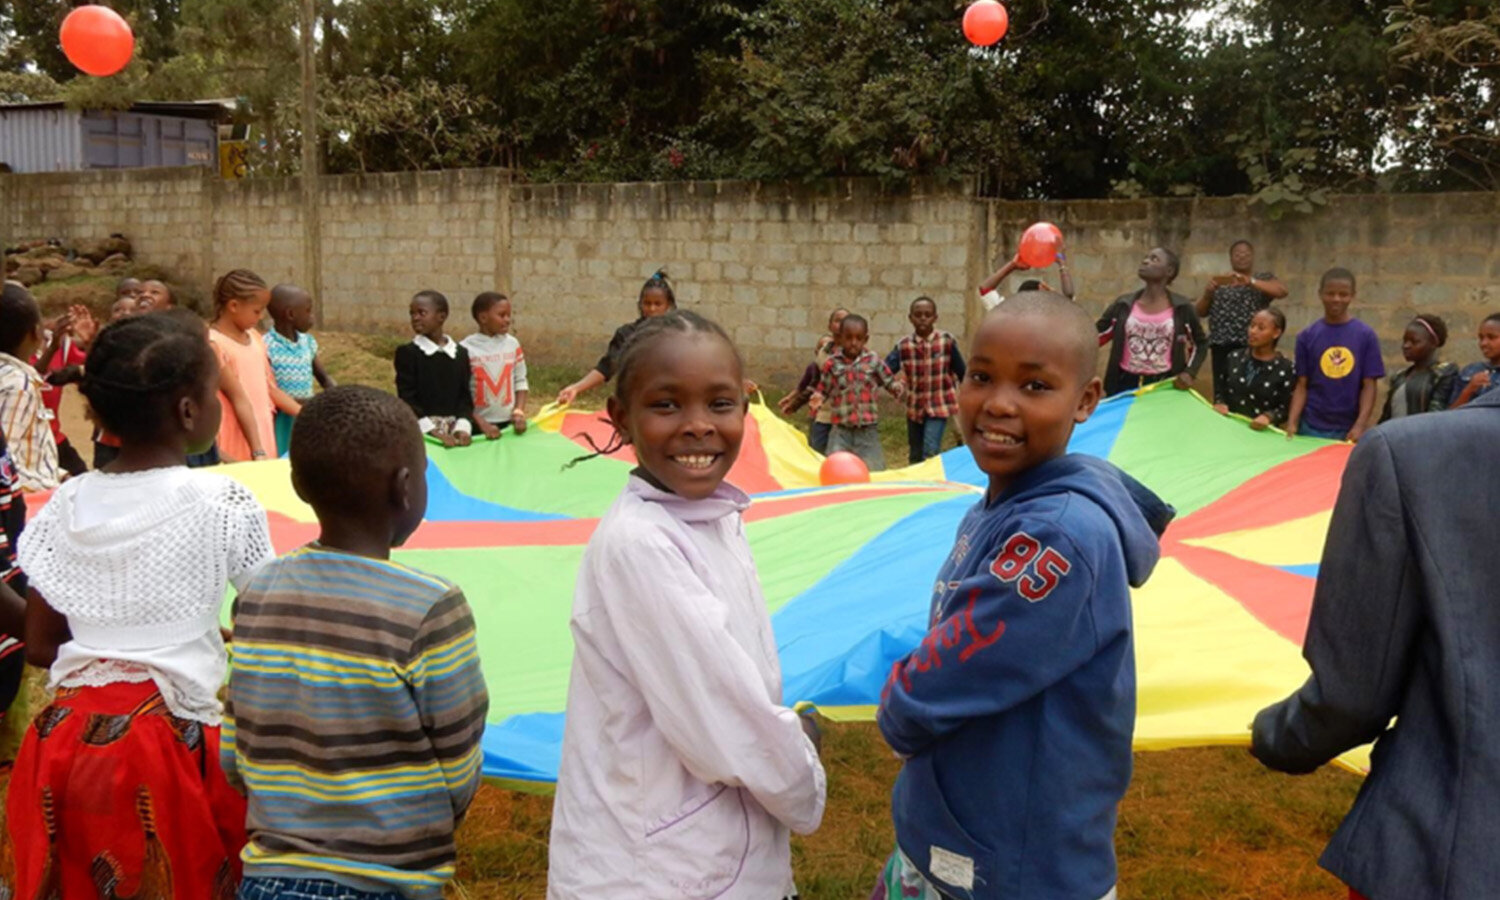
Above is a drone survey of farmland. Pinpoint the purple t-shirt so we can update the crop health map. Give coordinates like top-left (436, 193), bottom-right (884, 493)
top-left (1294, 318), bottom-right (1386, 433)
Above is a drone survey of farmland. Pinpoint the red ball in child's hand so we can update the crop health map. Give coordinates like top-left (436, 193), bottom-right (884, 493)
top-left (1018, 222), bottom-right (1063, 269)
top-left (820, 451), bottom-right (871, 486)
top-left (963, 0), bottom-right (1009, 47)
top-left (60, 5), bottom-right (135, 77)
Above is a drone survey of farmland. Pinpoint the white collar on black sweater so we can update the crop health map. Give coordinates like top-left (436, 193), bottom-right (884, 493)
top-left (412, 334), bottom-right (458, 359)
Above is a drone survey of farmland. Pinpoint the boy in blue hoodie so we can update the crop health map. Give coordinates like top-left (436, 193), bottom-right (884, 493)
top-left (873, 291), bottom-right (1172, 900)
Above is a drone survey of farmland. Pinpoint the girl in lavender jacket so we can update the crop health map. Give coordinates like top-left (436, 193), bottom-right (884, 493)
top-left (547, 311), bottom-right (826, 900)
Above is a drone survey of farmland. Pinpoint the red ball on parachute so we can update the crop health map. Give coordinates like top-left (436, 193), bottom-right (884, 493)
top-left (963, 0), bottom-right (1010, 47)
top-left (820, 451), bottom-right (871, 486)
top-left (1018, 222), bottom-right (1064, 269)
top-left (60, 5), bottom-right (135, 78)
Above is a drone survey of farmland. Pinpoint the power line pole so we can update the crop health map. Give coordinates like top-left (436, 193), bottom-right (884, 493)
top-left (300, 0), bottom-right (323, 322)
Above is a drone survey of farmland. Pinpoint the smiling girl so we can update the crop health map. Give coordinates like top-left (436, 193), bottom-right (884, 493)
top-left (548, 311), bottom-right (826, 900)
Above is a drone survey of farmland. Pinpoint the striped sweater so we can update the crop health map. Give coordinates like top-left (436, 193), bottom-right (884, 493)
top-left (223, 544), bottom-right (490, 899)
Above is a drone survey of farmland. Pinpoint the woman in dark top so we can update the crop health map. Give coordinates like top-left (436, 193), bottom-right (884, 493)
top-left (556, 271), bottom-right (677, 406)
top-left (1195, 240), bottom-right (1288, 394)
top-left (1381, 314), bottom-right (1458, 422)
top-left (1096, 247), bottom-right (1207, 396)
top-left (1214, 307), bottom-right (1296, 430)
top-left (394, 289), bottom-right (478, 447)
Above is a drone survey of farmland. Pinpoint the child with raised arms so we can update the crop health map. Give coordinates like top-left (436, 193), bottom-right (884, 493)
top-left (1449, 312), bottom-right (1500, 408)
top-left (556, 270), bottom-right (677, 406)
top-left (225, 386), bottom-right (489, 900)
top-left (265, 283), bottom-right (334, 456)
top-left (873, 292), bottom-right (1172, 900)
top-left (396, 290), bottom-right (480, 447)
top-left (461, 291), bottom-right (529, 439)
top-left (548, 311), bottom-right (826, 900)
top-left (210, 270), bottom-right (302, 462)
top-left (1381, 314), bottom-right (1457, 421)
top-left (1213, 307), bottom-right (1296, 430)
top-left (1285, 268), bottom-right (1384, 441)
top-left (9, 311), bottom-right (273, 897)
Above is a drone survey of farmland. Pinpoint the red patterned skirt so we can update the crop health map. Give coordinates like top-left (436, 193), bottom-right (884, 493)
top-left (3, 680), bottom-right (246, 899)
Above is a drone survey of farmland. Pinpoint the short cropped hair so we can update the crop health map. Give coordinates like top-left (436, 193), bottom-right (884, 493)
top-left (290, 386), bottom-right (424, 513)
top-left (472, 291), bottom-right (509, 320)
top-left (413, 290), bottom-right (449, 316)
top-left (1320, 267), bottom-right (1357, 291)
top-left (988, 290), bottom-right (1099, 382)
top-left (0, 282), bottom-right (39, 357)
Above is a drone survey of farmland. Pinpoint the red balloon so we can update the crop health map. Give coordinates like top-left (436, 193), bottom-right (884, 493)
top-left (1018, 221), bottom-right (1063, 269)
top-left (963, 0), bottom-right (1010, 47)
top-left (819, 451), bottom-right (871, 486)
top-left (61, 5), bottom-right (135, 78)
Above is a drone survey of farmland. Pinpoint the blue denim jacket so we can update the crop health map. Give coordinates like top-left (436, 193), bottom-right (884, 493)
top-left (1252, 390), bottom-right (1500, 899)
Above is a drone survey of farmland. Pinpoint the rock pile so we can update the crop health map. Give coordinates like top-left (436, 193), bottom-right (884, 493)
top-left (4, 234), bottom-right (134, 287)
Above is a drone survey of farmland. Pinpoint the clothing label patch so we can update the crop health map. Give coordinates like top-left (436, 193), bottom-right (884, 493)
top-left (1320, 345), bottom-right (1354, 379)
top-left (929, 845), bottom-right (975, 891)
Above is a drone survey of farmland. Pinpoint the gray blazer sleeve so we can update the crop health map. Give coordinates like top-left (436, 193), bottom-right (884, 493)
top-left (1251, 430), bottom-right (1425, 774)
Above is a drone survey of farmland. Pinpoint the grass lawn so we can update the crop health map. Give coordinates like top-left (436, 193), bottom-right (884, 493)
top-left (11, 326), bottom-right (1362, 899)
top-left (318, 331), bottom-right (1366, 899)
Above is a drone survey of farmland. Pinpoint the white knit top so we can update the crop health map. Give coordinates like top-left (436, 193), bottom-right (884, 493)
top-left (17, 467), bottom-right (274, 724)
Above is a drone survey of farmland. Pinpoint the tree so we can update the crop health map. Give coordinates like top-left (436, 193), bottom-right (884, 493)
top-left (1388, 0), bottom-right (1500, 191)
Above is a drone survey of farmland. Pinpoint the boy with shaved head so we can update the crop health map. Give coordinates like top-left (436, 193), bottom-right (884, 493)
top-left (873, 292), bottom-right (1174, 900)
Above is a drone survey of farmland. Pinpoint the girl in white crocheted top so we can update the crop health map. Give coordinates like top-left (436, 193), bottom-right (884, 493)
top-left (8, 310), bottom-right (274, 899)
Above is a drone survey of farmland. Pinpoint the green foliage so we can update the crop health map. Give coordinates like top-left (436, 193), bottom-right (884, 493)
top-left (1388, 0), bottom-right (1500, 191)
top-left (0, 0), bottom-right (1495, 199)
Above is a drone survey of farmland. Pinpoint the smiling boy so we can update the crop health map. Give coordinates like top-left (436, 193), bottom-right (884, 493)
top-left (816, 314), bottom-right (904, 471)
top-left (873, 292), bottom-right (1172, 900)
top-left (1285, 268), bottom-right (1385, 441)
top-left (886, 297), bottom-right (966, 464)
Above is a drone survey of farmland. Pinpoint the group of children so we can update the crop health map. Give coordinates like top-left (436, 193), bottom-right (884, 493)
top-left (0, 242), bottom-right (1493, 900)
top-left (777, 242), bottom-right (1500, 475)
top-left (1, 306), bottom-right (487, 899)
top-left (779, 298), bottom-right (964, 470)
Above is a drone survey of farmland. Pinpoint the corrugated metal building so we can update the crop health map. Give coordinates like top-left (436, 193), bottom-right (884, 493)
top-left (0, 101), bottom-right (226, 174)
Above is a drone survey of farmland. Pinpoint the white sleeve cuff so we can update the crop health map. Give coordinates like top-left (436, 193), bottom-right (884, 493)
top-left (418, 416), bottom-right (436, 435)
top-left (454, 418), bottom-right (473, 436)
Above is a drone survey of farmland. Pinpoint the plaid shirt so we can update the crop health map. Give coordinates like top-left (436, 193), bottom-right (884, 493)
top-left (817, 349), bottom-right (900, 427)
top-left (0, 352), bottom-right (58, 492)
top-left (886, 331), bottom-right (965, 421)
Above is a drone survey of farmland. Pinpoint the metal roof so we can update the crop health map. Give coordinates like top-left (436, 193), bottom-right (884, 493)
top-left (0, 100), bottom-right (230, 121)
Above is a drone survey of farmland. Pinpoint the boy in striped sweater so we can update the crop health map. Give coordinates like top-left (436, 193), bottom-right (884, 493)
top-left (223, 386), bottom-right (489, 900)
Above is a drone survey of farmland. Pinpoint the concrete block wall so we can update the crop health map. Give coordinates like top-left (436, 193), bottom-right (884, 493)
top-left (318, 169), bottom-right (508, 331)
top-left (510, 179), bottom-right (983, 374)
top-left (0, 167), bottom-right (210, 285)
top-left (2, 166), bottom-right (1497, 380)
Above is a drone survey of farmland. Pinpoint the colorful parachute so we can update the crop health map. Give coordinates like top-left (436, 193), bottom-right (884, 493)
top-left (220, 384), bottom-right (1356, 788)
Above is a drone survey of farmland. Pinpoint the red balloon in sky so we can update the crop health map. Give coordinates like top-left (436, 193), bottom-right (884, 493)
top-left (820, 451), bottom-right (871, 486)
top-left (60, 5), bottom-right (135, 78)
top-left (963, 1), bottom-right (1010, 47)
top-left (1018, 222), bottom-right (1064, 269)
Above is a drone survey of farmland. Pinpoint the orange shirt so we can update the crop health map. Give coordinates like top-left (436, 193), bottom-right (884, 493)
top-left (209, 328), bottom-right (277, 462)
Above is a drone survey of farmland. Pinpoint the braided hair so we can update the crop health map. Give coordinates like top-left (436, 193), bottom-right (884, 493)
top-left (82, 313), bottom-right (217, 444)
top-left (565, 310), bottom-right (742, 468)
top-left (638, 269), bottom-right (678, 313)
top-left (212, 269), bottom-right (268, 314)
